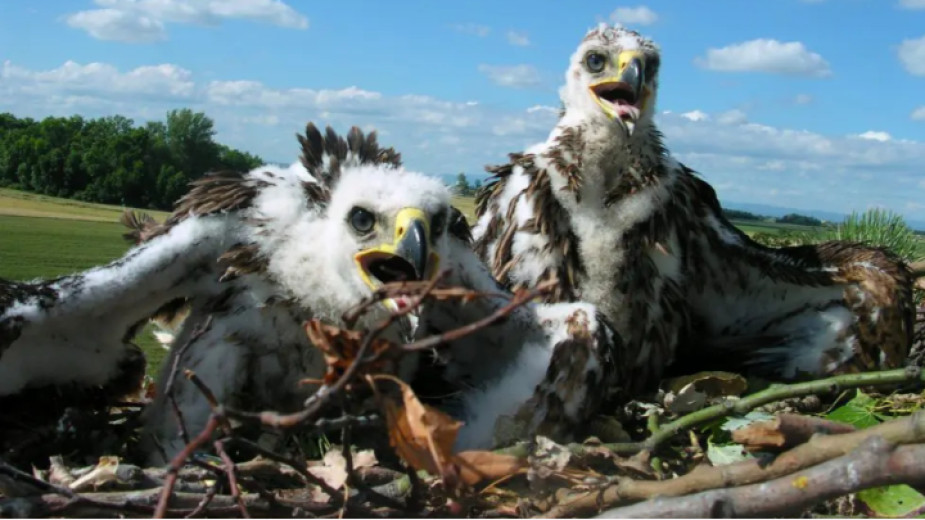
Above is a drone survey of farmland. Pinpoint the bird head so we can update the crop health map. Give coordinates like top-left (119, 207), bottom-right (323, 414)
top-left (332, 166), bottom-right (451, 313)
top-left (560, 23), bottom-right (661, 137)
top-left (251, 162), bottom-right (453, 322)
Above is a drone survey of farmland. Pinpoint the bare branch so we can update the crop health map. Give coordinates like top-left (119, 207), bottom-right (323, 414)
top-left (164, 315), bottom-right (215, 446)
top-left (596, 438), bottom-right (925, 518)
top-left (214, 440), bottom-right (249, 518)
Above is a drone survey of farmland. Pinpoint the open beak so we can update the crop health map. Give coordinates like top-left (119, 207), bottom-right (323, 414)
top-left (354, 208), bottom-right (440, 312)
top-left (589, 50), bottom-right (649, 135)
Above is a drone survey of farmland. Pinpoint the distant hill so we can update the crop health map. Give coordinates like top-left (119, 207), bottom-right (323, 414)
top-left (423, 175), bottom-right (925, 232)
top-left (724, 201), bottom-right (925, 232)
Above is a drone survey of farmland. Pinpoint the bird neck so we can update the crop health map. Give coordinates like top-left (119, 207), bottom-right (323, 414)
top-left (548, 112), bottom-right (666, 203)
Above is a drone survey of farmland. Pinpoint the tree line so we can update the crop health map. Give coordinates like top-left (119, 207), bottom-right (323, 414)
top-left (724, 209), bottom-right (824, 227)
top-left (0, 110), bottom-right (263, 210)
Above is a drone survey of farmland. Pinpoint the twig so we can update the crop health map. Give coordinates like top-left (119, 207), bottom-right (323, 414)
top-left (0, 461), bottom-right (79, 499)
top-left (214, 440), bottom-right (249, 518)
top-left (164, 315), bottom-right (215, 446)
top-left (543, 410), bottom-right (925, 517)
top-left (596, 437), bottom-right (925, 518)
top-left (400, 279), bottom-right (558, 352)
top-left (225, 436), bottom-right (344, 505)
top-left (1, 487), bottom-right (320, 518)
top-left (184, 370), bottom-right (234, 435)
top-left (341, 271), bottom-right (450, 328)
top-left (154, 415), bottom-right (220, 518)
top-left (183, 481), bottom-right (219, 519)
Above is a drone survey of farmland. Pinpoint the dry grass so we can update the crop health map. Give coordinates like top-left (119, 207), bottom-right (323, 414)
top-left (451, 195), bottom-right (477, 223)
top-left (0, 188), bottom-right (170, 223)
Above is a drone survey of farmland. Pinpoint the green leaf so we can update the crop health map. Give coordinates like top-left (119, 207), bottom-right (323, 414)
top-left (706, 440), bottom-right (753, 466)
top-left (858, 484), bottom-right (925, 517)
top-left (825, 390), bottom-right (882, 429)
top-left (721, 411), bottom-right (775, 432)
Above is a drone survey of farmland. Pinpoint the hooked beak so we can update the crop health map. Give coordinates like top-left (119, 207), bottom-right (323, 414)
top-left (588, 50), bottom-right (649, 135)
top-left (354, 208), bottom-right (440, 311)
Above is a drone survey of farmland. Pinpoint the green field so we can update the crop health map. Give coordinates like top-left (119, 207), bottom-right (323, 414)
top-left (0, 196), bottom-right (170, 375)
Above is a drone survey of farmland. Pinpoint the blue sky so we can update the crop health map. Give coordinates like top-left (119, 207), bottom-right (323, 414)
top-left (2, 0), bottom-right (925, 222)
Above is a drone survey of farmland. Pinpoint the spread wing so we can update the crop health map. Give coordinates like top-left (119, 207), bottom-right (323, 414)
top-left (0, 214), bottom-right (236, 399)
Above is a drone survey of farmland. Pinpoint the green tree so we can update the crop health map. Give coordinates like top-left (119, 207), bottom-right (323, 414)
top-left (0, 110), bottom-right (263, 210)
top-left (455, 173), bottom-right (471, 196)
top-left (778, 213), bottom-right (822, 227)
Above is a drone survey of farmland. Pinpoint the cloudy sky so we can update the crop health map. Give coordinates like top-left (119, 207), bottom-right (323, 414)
top-left (2, 0), bottom-right (925, 221)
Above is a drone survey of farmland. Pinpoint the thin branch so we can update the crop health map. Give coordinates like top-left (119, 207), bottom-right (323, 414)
top-left (164, 315), bottom-right (215, 446)
top-left (214, 440), bottom-right (249, 518)
top-left (400, 279), bottom-right (557, 352)
top-left (224, 436), bottom-right (344, 504)
top-left (154, 415), bottom-right (221, 518)
top-left (596, 438), bottom-right (925, 518)
top-left (183, 481), bottom-right (219, 519)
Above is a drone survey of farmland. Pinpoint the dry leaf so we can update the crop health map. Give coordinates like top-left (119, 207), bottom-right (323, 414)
top-left (455, 450), bottom-right (526, 486)
top-left (372, 375), bottom-right (525, 489)
top-left (352, 449), bottom-right (378, 469)
top-left (305, 320), bottom-right (394, 385)
top-left (664, 371), bottom-right (748, 414)
top-left (306, 447), bottom-right (379, 491)
top-left (308, 450), bottom-right (349, 491)
top-left (378, 376), bottom-right (462, 480)
top-left (732, 413), bottom-right (856, 451)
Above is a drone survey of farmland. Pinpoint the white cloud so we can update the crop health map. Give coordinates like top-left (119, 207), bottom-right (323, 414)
top-left (66, 0), bottom-right (307, 43)
top-left (855, 131), bottom-right (892, 142)
top-left (452, 23), bottom-right (490, 37)
top-left (609, 6), bottom-right (659, 26)
top-left (506, 30), bottom-right (530, 47)
top-left (898, 35), bottom-right (925, 76)
top-left (794, 93), bottom-right (813, 105)
top-left (527, 105), bottom-right (560, 116)
top-left (4, 59), bottom-right (925, 222)
top-left (695, 39), bottom-right (832, 78)
top-left (717, 109), bottom-right (748, 125)
top-left (912, 106), bottom-right (925, 120)
top-left (657, 111), bottom-right (925, 221)
top-left (66, 9), bottom-right (166, 43)
top-left (1, 60), bottom-right (195, 98)
top-left (899, 0), bottom-right (925, 8)
top-left (680, 110), bottom-right (709, 122)
top-left (477, 64), bottom-right (542, 89)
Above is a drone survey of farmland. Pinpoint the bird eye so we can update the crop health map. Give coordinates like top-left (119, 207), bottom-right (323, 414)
top-left (584, 51), bottom-right (607, 73)
top-left (431, 210), bottom-right (447, 239)
top-left (348, 206), bottom-right (375, 234)
top-left (644, 56), bottom-right (660, 82)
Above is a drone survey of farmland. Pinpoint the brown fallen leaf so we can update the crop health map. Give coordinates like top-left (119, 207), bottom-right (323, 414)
top-left (307, 447), bottom-right (379, 491)
top-left (455, 450), bottom-right (526, 487)
top-left (370, 375), bottom-right (526, 489)
top-left (732, 413), bottom-right (857, 452)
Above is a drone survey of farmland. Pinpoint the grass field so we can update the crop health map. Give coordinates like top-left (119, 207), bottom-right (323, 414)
top-left (0, 193), bottom-right (171, 374)
top-left (0, 188), bottom-right (810, 377)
